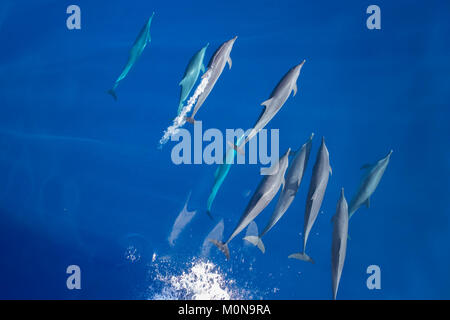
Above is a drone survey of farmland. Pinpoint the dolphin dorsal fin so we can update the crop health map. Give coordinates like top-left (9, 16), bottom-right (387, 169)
top-left (292, 82), bottom-right (298, 96)
top-left (227, 56), bottom-right (232, 69)
top-left (261, 98), bottom-right (272, 108)
top-left (311, 176), bottom-right (327, 201)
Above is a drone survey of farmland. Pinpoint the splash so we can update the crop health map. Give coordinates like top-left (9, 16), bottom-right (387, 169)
top-left (147, 257), bottom-right (252, 300)
top-left (159, 70), bottom-right (212, 146)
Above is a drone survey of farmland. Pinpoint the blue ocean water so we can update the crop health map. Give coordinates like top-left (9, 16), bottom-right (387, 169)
top-left (0, 0), bottom-right (449, 299)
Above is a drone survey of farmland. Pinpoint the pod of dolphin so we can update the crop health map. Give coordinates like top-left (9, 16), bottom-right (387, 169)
top-left (108, 15), bottom-right (392, 300)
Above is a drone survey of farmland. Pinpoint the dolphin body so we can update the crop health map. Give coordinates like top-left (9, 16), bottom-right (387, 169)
top-left (244, 134), bottom-right (314, 253)
top-left (186, 36), bottom-right (237, 123)
top-left (233, 61), bottom-right (305, 152)
top-left (348, 150), bottom-right (392, 220)
top-left (289, 137), bottom-right (332, 264)
top-left (210, 148), bottom-right (291, 260)
top-left (177, 44), bottom-right (209, 115)
top-left (331, 188), bottom-right (349, 300)
top-left (206, 135), bottom-right (245, 218)
top-left (108, 13), bottom-right (155, 100)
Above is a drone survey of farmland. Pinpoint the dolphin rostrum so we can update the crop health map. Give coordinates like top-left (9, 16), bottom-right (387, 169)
top-left (289, 137), bottom-right (332, 264)
top-left (177, 43), bottom-right (209, 115)
top-left (186, 36), bottom-right (237, 123)
top-left (244, 133), bottom-right (314, 253)
top-left (210, 148), bottom-right (291, 259)
top-left (331, 188), bottom-right (349, 300)
top-left (232, 60), bottom-right (305, 153)
top-left (206, 134), bottom-right (245, 219)
top-left (348, 150), bottom-right (392, 219)
top-left (108, 13), bottom-right (155, 100)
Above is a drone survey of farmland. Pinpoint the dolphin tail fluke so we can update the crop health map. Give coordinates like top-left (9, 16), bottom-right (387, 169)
top-left (185, 117), bottom-right (195, 124)
top-left (227, 141), bottom-right (245, 156)
top-left (243, 236), bottom-right (265, 253)
top-left (288, 253), bottom-right (315, 264)
top-left (209, 239), bottom-right (230, 260)
top-left (107, 88), bottom-right (118, 101)
top-left (206, 210), bottom-right (214, 220)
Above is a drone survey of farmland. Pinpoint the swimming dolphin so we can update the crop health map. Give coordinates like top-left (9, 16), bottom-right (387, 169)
top-left (108, 13), bottom-right (155, 100)
top-left (244, 133), bottom-right (314, 253)
top-left (331, 188), bottom-right (349, 300)
top-left (348, 150), bottom-right (392, 219)
top-left (186, 36), bottom-right (237, 123)
top-left (289, 137), bottom-right (332, 264)
top-left (177, 44), bottom-right (209, 115)
top-left (210, 148), bottom-right (291, 260)
top-left (232, 60), bottom-right (305, 153)
top-left (206, 134), bottom-right (245, 218)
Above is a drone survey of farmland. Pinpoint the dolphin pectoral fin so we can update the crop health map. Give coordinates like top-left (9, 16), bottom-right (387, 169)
top-left (292, 82), bottom-right (298, 96)
top-left (365, 197), bottom-right (370, 208)
top-left (360, 163), bottom-right (372, 170)
top-left (281, 177), bottom-right (286, 191)
top-left (288, 253), bottom-right (315, 264)
top-left (329, 165), bottom-right (333, 176)
top-left (201, 63), bottom-right (206, 73)
top-left (243, 236), bottom-right (265, 254)
top-left (227, 56), bottom-right (232, 69)
top-left (209, 239), bottom-right (230, 260)
top-left (179, 76), bottom-right (187, 86)
top-left (261, 98), bottom-right (272, 108)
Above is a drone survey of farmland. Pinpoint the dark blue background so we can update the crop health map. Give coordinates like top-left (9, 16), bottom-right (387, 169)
top-left (0, 0), bottom-right (449, 299)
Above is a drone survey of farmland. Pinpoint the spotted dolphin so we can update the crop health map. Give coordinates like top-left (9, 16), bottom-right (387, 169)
top-left (348, 150), bottom-right (392, 219)
top-left (289, 137), bottom-right (332, 264)
top-left (331, 188), bottom-right (349, 300)
top-left (186, 36), bottom-right (237, 123)
top-left (108, 13), bottom-right (155, 100)
top-left (244, 134), bottom-right (314, 253)
top-left (232, 61), bottom-right (305, 153)
top-left (210, 148), bottom-right (291, 260)
top-left (177, 43), bottom-right (209, 115)
top-left (206, 134), bottom-right (245, 219)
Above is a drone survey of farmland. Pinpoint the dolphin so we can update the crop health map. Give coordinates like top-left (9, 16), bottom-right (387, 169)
top-left (244, 133), bottom-right (314, 253)
top-left (348, 150), bottom-right (392, 219)
top-left (206, 134), bottom-right (245, 218)
top-left (289, 137), bottom-right (332, 264)
top-left (232, 60), bottom-right (305, 153)
top-left (177, 43), bottom-right (209, 115)
top-left (210, 148), bottom-right (291, 260)
top-left (186, 36), bottom-right (237, 123)
top-left (108, 13), bottom-right (155, 100)
top-left (331, 188), bottom-right (349, 300)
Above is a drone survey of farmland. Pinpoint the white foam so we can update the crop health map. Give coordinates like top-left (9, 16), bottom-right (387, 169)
top-left (159, 71), bottom-right (212, 146)
top-left (147, 257), bottom-right (251, 300)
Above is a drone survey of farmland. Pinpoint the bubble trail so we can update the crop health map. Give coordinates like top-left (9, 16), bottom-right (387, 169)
top-left (159, 71), bottom-right (212, 147)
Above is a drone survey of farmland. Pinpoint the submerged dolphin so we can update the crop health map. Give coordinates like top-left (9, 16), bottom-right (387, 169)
top-left (289, 137), bottom-right (332, 264)
top-left (177, 44), bottom-right (209, 115)
top-left (244, 134), bottom-right (314, 253)
top-left (186, 36), bottom-right (237, 123)
top-left (108, 13), bottom-right (155, 100)
top-left (348, 150), bottom-right (392, 219)
top-left (210, 148), bottom-right (291, 259)
top-left (331, 188), bottom-right (349, 300)
top-left (233, 61), bottom-right (305, 153)
top-left (206, 135), bottom-right (245, 218)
